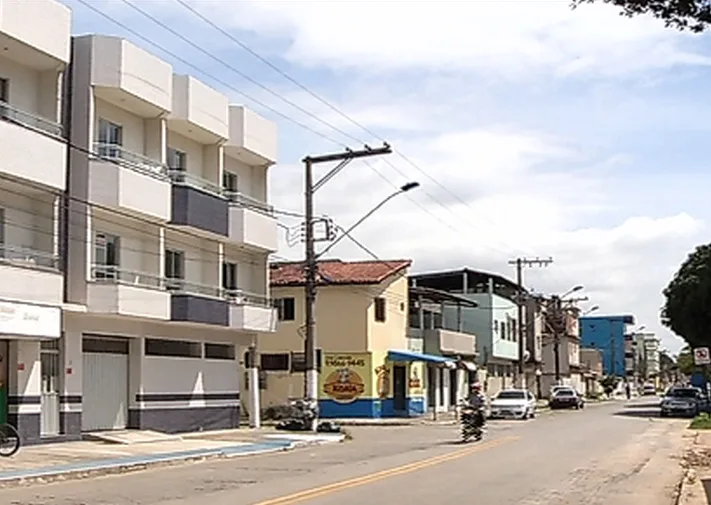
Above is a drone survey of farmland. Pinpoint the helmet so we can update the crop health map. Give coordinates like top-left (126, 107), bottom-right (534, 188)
top-left (472, 382), bottom-right (482, 391)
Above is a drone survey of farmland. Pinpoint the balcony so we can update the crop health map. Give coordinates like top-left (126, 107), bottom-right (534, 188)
top-left (227, 193), bottom-right (278, 252)
top-left (168, 279), bottom-right (229, 327)
top-left (0, 0), bottom-right (71, 69)
top-left (89, 143), bottom-right (171, 221)
top-left (227, 290), bottom-right (277, 333)
top-left (424, 328), bottom-right (477, 357)
top-left (0, 244), bottom-right (62, 306)
top-left (169, 171), bottom-right (228, 237)
top-left (169, 75), bottom-right (229, 143)
top-left (224, 106), bottom-right (277, 166)
top-left (85, 35), bottom-right (172, 116)
top-left (87, 265), bottom-right (170, 321)
top-left (0, 101), bottom-right (66, 190)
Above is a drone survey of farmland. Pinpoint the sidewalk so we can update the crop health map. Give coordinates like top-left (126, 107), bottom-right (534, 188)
top-left (678, 430), bottom-right (711, 505)
top-left (0, 429), bottom-right (344, 488)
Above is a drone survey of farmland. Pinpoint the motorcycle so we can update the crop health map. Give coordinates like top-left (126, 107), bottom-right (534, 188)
top-left (460, 405), bottom-right (484, 443)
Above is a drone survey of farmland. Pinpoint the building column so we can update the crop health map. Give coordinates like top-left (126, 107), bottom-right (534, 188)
top-left (85, 206), bottom-right (93, 281)
top-left (60, 328), bottom-right (82, 438)
top-left (158, 227), bottom-right (166, 280)
top-left (7, 340), bottom-right (41, 443)
top-left (127, 337), bottom-right (145, 429)
top-left (247, 340), bottom-right (260, 428)
top-left (52, 195), bottom-right (61, 262)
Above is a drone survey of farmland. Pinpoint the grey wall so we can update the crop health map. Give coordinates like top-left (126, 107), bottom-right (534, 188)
top-left (170, 186), bottom-right (228, 236)
top-left (171, 294), bottom-right (229, 326)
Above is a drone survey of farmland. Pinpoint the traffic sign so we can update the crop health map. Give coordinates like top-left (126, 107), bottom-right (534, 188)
top-left (694, 347), bottom-right (710, 366)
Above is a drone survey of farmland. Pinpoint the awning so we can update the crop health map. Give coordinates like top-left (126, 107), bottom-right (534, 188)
top-left (458, 361), bottom-right (477, 372)
top-left (387, 350), bottom-right (455, 367)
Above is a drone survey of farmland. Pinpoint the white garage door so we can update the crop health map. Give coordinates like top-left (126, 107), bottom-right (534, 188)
top-left (82, 336), bottom-right (129, 432)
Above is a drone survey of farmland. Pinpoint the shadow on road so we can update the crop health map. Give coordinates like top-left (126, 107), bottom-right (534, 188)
top-left (613, 406), bottom-right (661, 418)
top-left (702, 479), bottom-right (711, 503)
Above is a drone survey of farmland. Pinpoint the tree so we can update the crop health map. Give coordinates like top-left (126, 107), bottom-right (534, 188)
top-left (676, 346), bottom-right (695, 375)
top-left (571, 0), bottom-right (711, 32)
top-left (662, 243), bottom-right (711, 347)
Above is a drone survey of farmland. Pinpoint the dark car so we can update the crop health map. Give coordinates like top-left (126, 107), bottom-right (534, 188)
top-left (660, 387), bottom-right (704, 417)
top-left (549, 388), bottom-right (584, 410)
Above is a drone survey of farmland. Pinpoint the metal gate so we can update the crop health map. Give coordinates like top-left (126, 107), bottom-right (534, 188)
top-left (40, 340), bottom-right (60, 436)
top-left (82, 337), bottom-right (129, 432)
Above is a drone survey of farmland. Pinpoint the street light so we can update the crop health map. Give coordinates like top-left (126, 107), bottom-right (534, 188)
top-left (583, 305), bottom-right (599, 316)
top-left (316, 182), bottom-right (420, 259)
top-left (561, 285), bottom-right (584, 299)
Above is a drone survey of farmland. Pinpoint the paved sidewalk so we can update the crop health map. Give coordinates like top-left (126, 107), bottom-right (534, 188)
top-left (0, 429), bottom-right (344, 487)
top-left (678, 430), bottom-right (711, 505)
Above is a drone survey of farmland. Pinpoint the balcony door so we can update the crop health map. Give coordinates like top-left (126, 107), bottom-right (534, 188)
top-left (165, 249), bottom-right (185, 290)
top-left (94, 232), bottom-right (120, 280)
top-left (97, 119), bottom-right (123, 158)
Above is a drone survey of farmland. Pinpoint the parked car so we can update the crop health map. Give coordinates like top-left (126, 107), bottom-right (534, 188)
top-left (642, 384), bottom-right (657, 396)
top-left (660, 387), bottom-right (704, 417)
top-left (488, 389), bottom-right (537, 420)
top-left (549, 388), bottom-right (585, 410)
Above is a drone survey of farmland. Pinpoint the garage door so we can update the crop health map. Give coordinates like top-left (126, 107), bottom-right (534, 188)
top-left (82, 336), bottom-right (129, 432)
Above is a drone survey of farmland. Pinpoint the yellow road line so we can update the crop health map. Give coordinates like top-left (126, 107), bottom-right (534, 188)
top-left (252, 435), bottom-right (519, 505)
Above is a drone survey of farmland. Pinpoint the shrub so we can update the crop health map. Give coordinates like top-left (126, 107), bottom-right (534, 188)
top-left (689, 412), bottom-right (711, 430)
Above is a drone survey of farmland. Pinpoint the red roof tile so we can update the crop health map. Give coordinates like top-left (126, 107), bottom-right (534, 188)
top-left (269, 259), bottom-right (412, 287)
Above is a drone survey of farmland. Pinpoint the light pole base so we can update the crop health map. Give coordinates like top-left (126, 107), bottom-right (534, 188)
top-left (248, 366), bottom-right (261, 429)
top-left (305, 369), bottom-right (319, 402)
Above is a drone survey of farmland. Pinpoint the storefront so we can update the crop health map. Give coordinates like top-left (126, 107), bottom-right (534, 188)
top-left (0, 299), bottom-right (61, 444)
top-left (317, 350), bottom-right (453, 419)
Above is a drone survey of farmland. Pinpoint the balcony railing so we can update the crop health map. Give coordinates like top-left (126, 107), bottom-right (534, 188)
top-left (0, 244), bottom-right (59, 270)
top-left (225, 191), bottom-right (274, 216)
top-left (90, 265), bottom-right (163, 288)
top-left (93, 142), bottom-right (168, 178)
top-left (89, 265), bottom-right (271, 306)
top-left (167, 170), bottom-right (223, 198)
top-left (0, 101), bottom-right (63, 137)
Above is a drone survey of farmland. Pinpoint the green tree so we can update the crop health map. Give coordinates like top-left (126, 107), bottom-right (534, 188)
top-left (676, 346), bottom-right (695, 375)
top-left (571, 0), bottom-right (711, 32)
top-left (662, 244), bottom-right (711, 348)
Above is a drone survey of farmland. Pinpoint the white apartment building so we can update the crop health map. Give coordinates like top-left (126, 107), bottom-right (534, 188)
top-left (60, 33), bottom-right (279, 439)
top-left (0, 0), bottom-right (71, 444)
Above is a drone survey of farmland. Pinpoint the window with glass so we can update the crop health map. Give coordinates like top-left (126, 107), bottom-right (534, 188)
top-left (223, 171), bottom-right (238, 193)
top-left (165, 249), bottom-right (185, 289)
top-left (223, 261), bottom-right (237, 291)
top-left (167, 147), bottom-right (186, 171)
top-left (94, 232), bottom-right (120, 279)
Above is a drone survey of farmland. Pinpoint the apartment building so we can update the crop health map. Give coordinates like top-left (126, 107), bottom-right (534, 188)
top-left (540, 303), bottom-right (582, 395)
top-left (0, 0), bottom-right (71, 444)
top-left (55, 34), bottom-right (278, 440)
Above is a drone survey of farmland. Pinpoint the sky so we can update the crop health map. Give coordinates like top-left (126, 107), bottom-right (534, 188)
top-left (65, 0), bottom-right (711, 355)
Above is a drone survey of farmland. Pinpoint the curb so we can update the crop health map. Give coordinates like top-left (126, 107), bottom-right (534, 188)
top-left (0, 437), bottom-right (340, 488)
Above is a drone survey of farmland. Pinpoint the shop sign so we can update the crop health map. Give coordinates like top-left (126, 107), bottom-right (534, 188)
top-left (0, 301), bottom-right (60, 338)
top-left (409, 366), bottom-right (423, 395)
top-left (321, 354), bottom-right (370, 404)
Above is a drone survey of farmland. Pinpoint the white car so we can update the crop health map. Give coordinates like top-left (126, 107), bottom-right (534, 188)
top-left (488, 389), bottom-right (537, 420)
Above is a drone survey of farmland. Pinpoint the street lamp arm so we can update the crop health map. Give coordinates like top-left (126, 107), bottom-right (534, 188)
top-left (315, 182), bottom-right (419, 260)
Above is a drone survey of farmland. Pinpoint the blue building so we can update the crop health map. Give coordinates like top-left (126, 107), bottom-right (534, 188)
top-left (579, 315), bottom-right (635, 377)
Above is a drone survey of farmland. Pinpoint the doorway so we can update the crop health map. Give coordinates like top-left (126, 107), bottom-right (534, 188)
top-left (393, 365), bottom-right (407, 414)
top-left (40, 340), bottom-right (60, 436)
top-left (0, 340), bottom-right (7, 425)
top-left (449, 368), bottom-right (458, 407)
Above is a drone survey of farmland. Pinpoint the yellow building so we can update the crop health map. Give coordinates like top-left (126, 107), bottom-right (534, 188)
top-left (254, 259), bottom-right (453, 418)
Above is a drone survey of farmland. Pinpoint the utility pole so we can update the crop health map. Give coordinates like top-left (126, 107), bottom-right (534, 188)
top-left (551, 295), bottom-right (564, 383)
top-left (508, 257), bottom-right (553, 388)
top-left (303, 145), bottom-right (392, 407)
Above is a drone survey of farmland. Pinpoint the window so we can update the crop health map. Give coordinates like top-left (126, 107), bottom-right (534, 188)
top-left (290, 350), bottom-right (323, 373)
top-left (223, 262), bottom-right (237, 291)
top-left (204, 343), bottom-right (235, 360)
top-left (0, 78), bottom-right (7, 102)
top-left (165, 249), bottom-right (184, 279)
top-left (374, 297), bottom-right (386, 322)
top-left (260, 353), bottom-right (289, 371)
top-left (512, 319), bottom-right (518, 342)
top-left (223, 171), bottom-right (238, 192)
top-left (167, 147), bottom-right (186, 170)
top-left (274, 297), bottom-right (295, 321)
top-left (0, 208), bottom-right (4, 255)
top-left (97, 119), bottom-right (122, 145)
top-left (494, 320), bottom-right (499, 335)
top-left (145, 338), bottom-right (201, 358)
top-left (94, 232), bottom-right (120, 279)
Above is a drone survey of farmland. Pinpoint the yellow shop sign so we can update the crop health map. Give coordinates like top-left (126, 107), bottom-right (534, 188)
top-left (321, 353), bottom-right (371, 404)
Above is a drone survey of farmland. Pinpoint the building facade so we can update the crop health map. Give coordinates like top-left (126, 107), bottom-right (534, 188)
top-left (540, 302), bottom-right (582, 396)
top-left (579, 315), bottom-right (635, 377)
top-left (410, 269), bottom-right (521, 396)
top-left (258, 259), bottom-right (456, 419)
top-left (0, 2), bottom-right (280, 443)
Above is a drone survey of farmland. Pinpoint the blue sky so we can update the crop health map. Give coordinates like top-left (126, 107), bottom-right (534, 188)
top-left (64, 0), bottom-right (711, 353)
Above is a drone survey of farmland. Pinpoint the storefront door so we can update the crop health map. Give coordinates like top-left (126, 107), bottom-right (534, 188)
top-left (40, 340), bottom-right (60, 436)
top-left (0, 340), bottom-right (7, 424)
top-left (393, 365), bottom-right (407, 414)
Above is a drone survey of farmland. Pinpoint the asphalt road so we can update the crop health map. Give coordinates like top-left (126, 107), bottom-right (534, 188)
top-left (0, 399), bottom-right (690, 505)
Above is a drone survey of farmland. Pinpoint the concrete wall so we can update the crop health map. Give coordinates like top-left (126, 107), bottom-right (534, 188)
top-left (0, 0), bottom-right (71, 64)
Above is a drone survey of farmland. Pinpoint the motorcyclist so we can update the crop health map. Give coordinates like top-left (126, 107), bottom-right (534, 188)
top-left (467, 382), bottom-right (487, 427)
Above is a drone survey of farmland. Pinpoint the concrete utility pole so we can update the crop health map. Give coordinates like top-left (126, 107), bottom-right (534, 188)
top-left (508, 257), bottom-right (553, 387)
top-left (550, 295), bottom-right (564, 383)
top-left (302, 145), bottom-right (392, 404)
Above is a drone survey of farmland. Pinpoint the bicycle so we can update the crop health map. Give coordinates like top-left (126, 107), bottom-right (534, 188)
top-left (0, 423), bottom-right (20, 457)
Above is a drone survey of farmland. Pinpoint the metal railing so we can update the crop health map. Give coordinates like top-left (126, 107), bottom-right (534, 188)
top-left (0, 244), bottom-right (59, 270)
top-left (167, 170), bottom-right (224, 198)
top-left (89, 264), bottom-right (272, 306)
top-left (90, 265), bottom-right (163, 288)
top-left (225, 191), bottom-right (274, 216)
top-left (93, 143), bottom-right (167, 178)
top-left (0, 100), bottom-right (63, 137)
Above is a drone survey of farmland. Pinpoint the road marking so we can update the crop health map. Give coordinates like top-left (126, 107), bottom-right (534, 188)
top-left (252, 435), bottom-right (519, 505)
